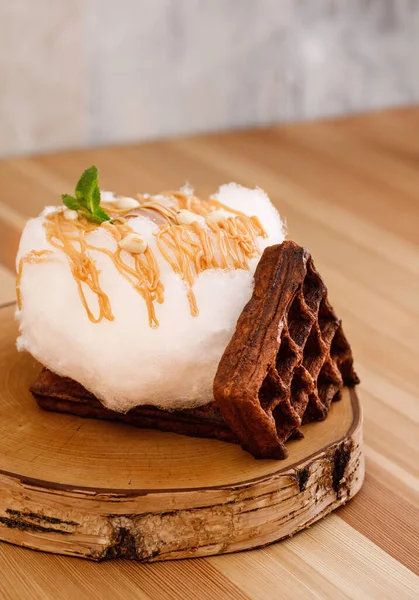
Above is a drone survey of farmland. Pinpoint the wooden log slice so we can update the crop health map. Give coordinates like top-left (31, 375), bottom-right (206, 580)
top-left (0, 303), bottom-right (364, 561)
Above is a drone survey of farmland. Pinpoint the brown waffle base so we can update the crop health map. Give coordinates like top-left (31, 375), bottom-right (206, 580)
top-left (32, 369), bottom-right (239, 445)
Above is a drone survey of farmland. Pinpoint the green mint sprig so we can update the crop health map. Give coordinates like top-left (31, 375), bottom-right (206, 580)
top-left (61, 166), bottom-right (111, 224)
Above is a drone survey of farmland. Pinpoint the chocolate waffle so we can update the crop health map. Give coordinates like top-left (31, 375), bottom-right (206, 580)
top-left (31, 241), bottom-right (358, 460)
top-left (32, 369), bottom-right (238, 444)
top-left (213, 241), bottom-right (359, 459)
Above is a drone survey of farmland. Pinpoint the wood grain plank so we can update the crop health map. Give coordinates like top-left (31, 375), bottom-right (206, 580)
top-left (274, 126), bottom-right (419, 214)
top-left (0, 266), bottom-right (15, 305)
top-left (363, 458), bottom-right (419, 512)
top-left (0, 219), bottom-right (20, 273)
top-left (281, 516), bottom-right (419, 599)
top-left (209, 544), bottom-right (349, 600)
top-left (364, 446), bottom-right (419, 498)
top-left (356, 366), bottom-right (419, 424)
top-left (0, 544), bottom-right (250, 600)
top-left (0, 161), bottom-right (64, 218)
top-left (327, 109), bottom-right (419, 163)
top-left (224, 126), bottom-right (419, 243)
top-left (210, 516), bottom-right (419, 599)
top-left (339, 471), bottom-right (419, 575)
top-left (115, 561), bottom-right (251, 600)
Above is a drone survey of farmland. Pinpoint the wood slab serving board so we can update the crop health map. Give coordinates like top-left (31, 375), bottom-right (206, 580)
top-left (0, 302), bottom-right (364, 561)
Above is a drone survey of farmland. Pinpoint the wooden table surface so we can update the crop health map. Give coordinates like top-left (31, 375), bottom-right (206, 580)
top-left (0, 107), bottom-right (418, 599)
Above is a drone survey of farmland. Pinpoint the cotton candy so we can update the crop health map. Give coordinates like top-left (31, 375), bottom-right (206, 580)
top-left (16, 184), bottom-right (286, 412)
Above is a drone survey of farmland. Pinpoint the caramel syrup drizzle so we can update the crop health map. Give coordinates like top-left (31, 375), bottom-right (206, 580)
top-left (17, 192), bottom-right (266, 327)
top-left (16, 249), bottom-right (52, 311)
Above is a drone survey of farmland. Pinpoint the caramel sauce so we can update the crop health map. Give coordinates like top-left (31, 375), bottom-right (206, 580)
top-left (16, 250), bottom-right (52, 310)
top-left (18, 192), bottom-right (266, 327)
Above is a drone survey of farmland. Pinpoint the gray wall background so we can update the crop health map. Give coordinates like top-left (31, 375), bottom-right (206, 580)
top-left (1, 0), bottom-right (418, 157)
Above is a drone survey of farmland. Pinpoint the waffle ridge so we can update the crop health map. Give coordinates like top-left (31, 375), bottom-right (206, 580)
top-left (213, 241), bottom-right (359, 459)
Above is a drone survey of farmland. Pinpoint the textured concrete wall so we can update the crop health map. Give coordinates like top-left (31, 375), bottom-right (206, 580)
top-left (1, 0), bottom-right (418, 156)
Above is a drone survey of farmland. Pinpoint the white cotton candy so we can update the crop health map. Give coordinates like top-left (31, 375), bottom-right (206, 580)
top-left (212, 183), bottom-right (287, 241)
top-left (179, 182), bottom-right (194, 196)
top-left (100, 190), bottom-right (117, 203)
top-left (16, 184), bottom-right (286, 412)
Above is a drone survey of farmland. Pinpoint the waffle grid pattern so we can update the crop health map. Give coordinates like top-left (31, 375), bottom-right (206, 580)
top-left (214, 241), bottom-right (359, 459)
top-left (264, 256), bottom-right (356, 444)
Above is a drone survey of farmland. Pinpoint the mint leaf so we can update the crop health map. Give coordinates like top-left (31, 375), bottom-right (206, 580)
top-left (61, 165), bottom-right (111, 224)
top-left (75, 166), bottom-right (99, 213)
top-left (61, 194), bottom-right (80, 211)
top-left (93, 206), bottom-right (111, 222)
top-left (81, 210), bottom-right (109, 224)
top-left (91, 181), bottom-right (101, 211)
